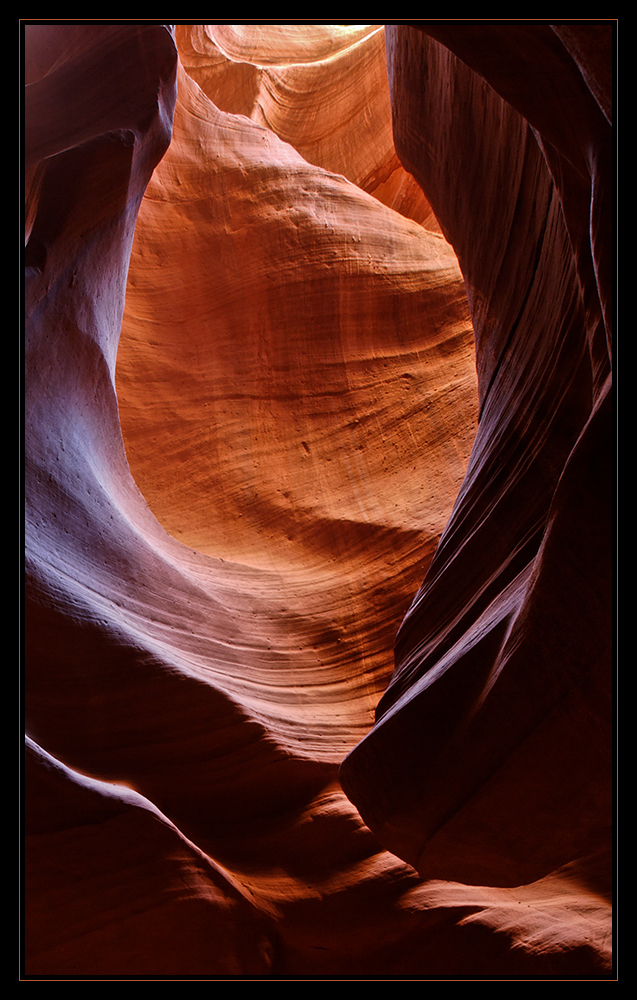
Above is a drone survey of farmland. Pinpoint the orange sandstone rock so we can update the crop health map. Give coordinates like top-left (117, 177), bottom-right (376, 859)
top-left (175, 23), bottom-right (439, 228)
top-left (23, 22), bottom-right (614, 978)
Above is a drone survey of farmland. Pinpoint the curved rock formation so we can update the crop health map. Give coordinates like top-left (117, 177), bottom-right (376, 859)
top-left (174, 23), bottom-right (439, 229)
top-left (340, 22), bottom-right (614, 891)
top-left (23, 22), bottom-right (614, 979)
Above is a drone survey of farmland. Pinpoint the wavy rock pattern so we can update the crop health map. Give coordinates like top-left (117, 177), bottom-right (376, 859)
top-left (175, 24), bottom-right (439, 229)
top-left (341, 21), bottom-right (614, 886)
top-left (23, 23), bottom-right (613, 978)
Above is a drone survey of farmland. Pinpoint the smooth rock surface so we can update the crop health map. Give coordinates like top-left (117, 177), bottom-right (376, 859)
top-left (175, 24), bottom-right (439, 228)
top-left (23, 22), bottom-right (614, 978)
top-left (342, 17), bottom-right (614, 907)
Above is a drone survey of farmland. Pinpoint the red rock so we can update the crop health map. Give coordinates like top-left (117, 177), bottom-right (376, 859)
top-left (341, 19), bottom-right (613, 896)
top-left (23, 22), bottom-right (614, 978)
top-left (175, 24), bottom-right (439, 228)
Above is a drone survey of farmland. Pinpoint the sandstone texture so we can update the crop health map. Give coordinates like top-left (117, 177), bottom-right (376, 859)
top-left (341, 22), bottom-right (614, 888)
top-left (23, 22), bottom-right (614, 979)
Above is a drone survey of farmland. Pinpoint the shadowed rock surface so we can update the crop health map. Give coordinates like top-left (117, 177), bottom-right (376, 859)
top-left (23, 22), bottom-right (614, 978)
top-left (341, 23), bottom-right (614, 891)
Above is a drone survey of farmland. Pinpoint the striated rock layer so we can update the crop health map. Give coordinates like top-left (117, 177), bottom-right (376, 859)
top-left (23, 22), bottom-right (614, 978)
top-left (342, 20), bottom-right (614, 907)
top-left (174, 24), bottom-right (439, 229)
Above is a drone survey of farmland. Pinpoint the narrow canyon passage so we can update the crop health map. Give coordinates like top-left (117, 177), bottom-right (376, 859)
top-left (115, 24), bottom-right (479, 759)
top-left (23, 23), bottom-right (614, 979)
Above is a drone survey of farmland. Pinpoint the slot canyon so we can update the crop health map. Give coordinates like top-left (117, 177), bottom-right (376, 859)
top-left (23, 22), bottom-right (615, 979)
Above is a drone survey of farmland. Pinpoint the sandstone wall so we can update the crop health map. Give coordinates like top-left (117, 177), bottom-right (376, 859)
top-left (23, 22), bottom-right (614, 978)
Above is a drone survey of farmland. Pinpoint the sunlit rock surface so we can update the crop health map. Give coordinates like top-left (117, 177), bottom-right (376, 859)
top-left (23, 22), bottom-right (613, 978)
top-left (175, 24), bottom-right (439, 229)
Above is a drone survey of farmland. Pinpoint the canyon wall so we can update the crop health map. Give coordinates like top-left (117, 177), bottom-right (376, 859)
top-left (341, 22), bottom-right (614, 889)
top-left (23, 23), bottom-right (614, 978)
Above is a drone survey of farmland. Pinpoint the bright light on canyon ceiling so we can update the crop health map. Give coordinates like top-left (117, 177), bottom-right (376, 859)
top-left (24, 22), bottom-right (614, 979)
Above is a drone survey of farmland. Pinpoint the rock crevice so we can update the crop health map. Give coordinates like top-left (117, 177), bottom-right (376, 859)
top-left (23, 22), bottom-right (614, 978)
